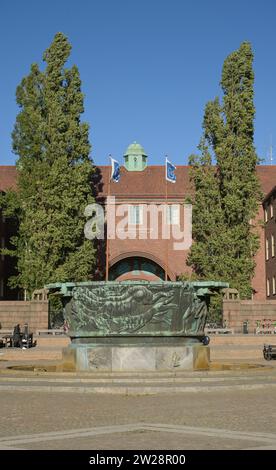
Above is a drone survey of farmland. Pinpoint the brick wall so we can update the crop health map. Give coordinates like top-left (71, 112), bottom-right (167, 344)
top-left (0, 300), bottom-right (48, 331)
top-left (263, 191), bottom-right (276, 299)
top-left (223, 299), bottom-right (276, 333)
top-left (107, 198), bottom-right (192, 281)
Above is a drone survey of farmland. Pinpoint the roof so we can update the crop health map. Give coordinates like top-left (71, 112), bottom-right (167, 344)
top-left (1, 164), bottom-right (276, 200)
top-left (96, 165), bottom-right (192, 199)
top-left (96, 165), bottom-right (276, 200)
top-left (0, 166), bottom-right (17, 192)
top-left (263, 185), bottom-right (276, 204)
top-left (256, 165), bottom-right (276, 195)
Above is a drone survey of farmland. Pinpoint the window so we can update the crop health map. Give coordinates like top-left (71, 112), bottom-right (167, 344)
top-left (266, 238), bottom-right (269, 260)
top-left (273, 277), bottom-right (276, 295)
top-left (271, 203), bottom-right (274, 219)
top-left (129, 205), bottom-right (143, 225)
top-left (267, 278), bottom-right (270, 297)
top-left (272, 235), bottom-right (275, 257)
top-left (265, 207), bottom-right (268, 223)
top-left (166, 204), bottom-right (180, 225)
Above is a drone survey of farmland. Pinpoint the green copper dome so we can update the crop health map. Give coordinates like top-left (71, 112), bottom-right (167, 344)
top-left (124, 141), bottom-right (148, 157)
top-left (123, 141), bottom-right (148, 171)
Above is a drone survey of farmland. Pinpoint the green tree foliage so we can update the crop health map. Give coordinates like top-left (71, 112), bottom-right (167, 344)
top-left (3, 33), bottom-right (95, 296)
top-left (188, 42), bottom-right (262, 301)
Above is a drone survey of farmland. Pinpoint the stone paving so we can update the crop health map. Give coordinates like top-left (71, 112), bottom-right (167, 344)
top-left (1, 336), bottom-right (276, 450)
top-left (1, 389), bottom-right (276, 450)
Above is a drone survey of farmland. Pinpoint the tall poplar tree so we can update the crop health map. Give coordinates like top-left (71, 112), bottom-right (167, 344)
top-left (188, 42), bottom-right (262, 299)
top-left (5, 33), bottom-right (95, 295)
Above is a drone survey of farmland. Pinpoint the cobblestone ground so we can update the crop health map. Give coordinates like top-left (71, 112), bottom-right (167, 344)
top-left (1, 389), bottom-right (276, 450)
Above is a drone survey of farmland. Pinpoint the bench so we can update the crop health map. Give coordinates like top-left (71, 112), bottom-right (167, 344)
top-left (0, 333), bottom-right (35, 348)
top-left (0, 334), bottom-right (14, 348)
top-left (36, 329), bottom-right (65, 335)
top-left (205, 328), bottom-right (234, 335)
top-left (263, 344), bottom-right (276, 360)
top-left (0, 331), bottom-right (13, 348)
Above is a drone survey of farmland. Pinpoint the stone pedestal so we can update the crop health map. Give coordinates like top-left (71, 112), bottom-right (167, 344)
top-left (46, 280), bottom-right (226, 374)
top-left (62, 342), bottom-right (210, 372)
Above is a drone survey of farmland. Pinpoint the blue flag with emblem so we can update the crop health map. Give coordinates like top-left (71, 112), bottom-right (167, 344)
top-left (110, 156), bottom-right (120, 183)
top-left (165, 157), bottom-right (176, 183)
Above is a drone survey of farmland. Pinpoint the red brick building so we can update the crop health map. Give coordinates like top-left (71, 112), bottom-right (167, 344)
top-left (1, 143), bottom-right (276, 300)
top-left (263, 186), bottom-right (276, 299)
top-left (97, 164), bottom-right (192, 283)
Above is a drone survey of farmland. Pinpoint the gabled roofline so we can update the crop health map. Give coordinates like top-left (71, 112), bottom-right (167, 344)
top-left (263, 186), bottom-right (276, 205)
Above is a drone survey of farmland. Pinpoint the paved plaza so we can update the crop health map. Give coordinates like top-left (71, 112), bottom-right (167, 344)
top-left (1, 335), bottom-right (276, 450)
top-left (1, 389), bottom-right (276, 450)
top-left (1, 364), bottom-right (276, 450)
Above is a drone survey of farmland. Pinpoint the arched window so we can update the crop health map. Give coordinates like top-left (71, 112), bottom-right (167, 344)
top-left (110, 256), bottom-right (165, 281)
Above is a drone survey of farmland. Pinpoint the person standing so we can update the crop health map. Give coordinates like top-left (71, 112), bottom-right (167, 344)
top-left (13, 324), bottom-right (23, 348)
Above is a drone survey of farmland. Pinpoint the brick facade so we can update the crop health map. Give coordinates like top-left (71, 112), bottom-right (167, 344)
top-left (263, 186), bottom-right (276, 299)
top-left (1, 164), bottom-right (276, 300)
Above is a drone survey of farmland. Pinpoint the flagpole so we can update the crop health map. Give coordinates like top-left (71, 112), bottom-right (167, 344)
top-left (105, 157), bottom-right (111, 282)
top-left (165, 157), bottom-right (168, 282)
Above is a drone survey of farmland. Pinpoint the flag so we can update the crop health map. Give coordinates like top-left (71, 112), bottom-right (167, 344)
top-left (165, 157), bottom-right (176, 183)
top-left (110, 156), bottom-right (120, 182)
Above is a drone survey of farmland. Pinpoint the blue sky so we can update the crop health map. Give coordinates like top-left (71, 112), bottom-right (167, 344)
top-left (1, 0), bottom-right (276, 166)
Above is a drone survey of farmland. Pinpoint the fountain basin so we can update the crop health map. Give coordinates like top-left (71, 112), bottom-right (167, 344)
top-left (46, 280), bottom-right (228, 372)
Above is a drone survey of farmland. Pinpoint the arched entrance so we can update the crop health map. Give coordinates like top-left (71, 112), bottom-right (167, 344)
top-left (109, 256), bottom-right (168, 281)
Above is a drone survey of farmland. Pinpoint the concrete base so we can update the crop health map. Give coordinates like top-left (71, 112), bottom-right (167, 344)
top-left (62, 343), bottom-right (210, 372)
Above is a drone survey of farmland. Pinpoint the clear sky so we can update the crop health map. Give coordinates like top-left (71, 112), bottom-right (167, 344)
top-left (1, 0), bottom-right (276, 166)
